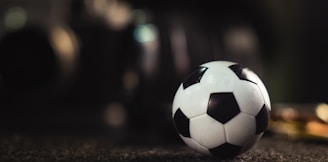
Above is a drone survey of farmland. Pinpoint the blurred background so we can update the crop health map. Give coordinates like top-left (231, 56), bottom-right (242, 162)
top-left (0, 0), bottom-right (328, 142)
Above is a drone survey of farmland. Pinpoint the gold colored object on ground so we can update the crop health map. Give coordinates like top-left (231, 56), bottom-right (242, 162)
top-left (269, 103), bottom-right (328, 141)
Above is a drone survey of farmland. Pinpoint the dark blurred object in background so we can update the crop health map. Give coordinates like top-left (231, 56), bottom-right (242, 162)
top-left (265, 0), bottom-right (328, 103)
top-left (128, 0), bottom-right (276, 140)
top-left (0, 24), bottom-right (78, 102)
top-left (0, 0), bottom-right (327, 143)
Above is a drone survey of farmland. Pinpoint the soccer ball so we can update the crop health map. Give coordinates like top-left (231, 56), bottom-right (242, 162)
top-left (172, 61), bottom-right (271, 158)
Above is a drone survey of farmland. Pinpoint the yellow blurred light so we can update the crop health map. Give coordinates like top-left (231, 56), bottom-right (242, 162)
top-left (105, 1), bottom-right (132, 30)
top-left (315, 103), bottom-right (328, 123)
top-left (223, 26), bottom-right (258, 54)
top-left (280, 107), bottom-right (297, 121)
top-left (104, 103), bottom-right (126, 127)
top-left (85, 0), bottom-right (108, 16)
top-left (4, 7), bottom-right (27, 31)
top-left (305, 121), bottom-right (328, 138)
top-left (85, 0), bottom-right (132, 30)
top-left (50, 26), bottom-right (79, 76)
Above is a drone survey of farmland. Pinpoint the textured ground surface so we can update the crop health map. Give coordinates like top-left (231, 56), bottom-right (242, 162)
top-left (1, 133), bottom-right (328, 162)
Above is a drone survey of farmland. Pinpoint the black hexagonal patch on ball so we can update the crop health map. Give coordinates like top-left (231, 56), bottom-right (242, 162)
top-left (207, 93), bottom-right (241, 124)
top-left (183, 66), bottom-right (208, 89)
top-left (173, 108), bottom-right (190, 137)
top-left (209, 142), bottom-right (242, 158)
top-left (229, 64), bottom-right (257, 84)
top-left (255, 104), bottom-right (270, 134)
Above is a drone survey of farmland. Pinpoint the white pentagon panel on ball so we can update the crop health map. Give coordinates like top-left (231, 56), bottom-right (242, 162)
top-left (179, 135), bottom-right (211, 155)
top-left (233, 81), bottom-right (264, 116)
top-left (172, 84), bottom-right (185, 116)
top-left (200, 64), bottom-right (239, 93)
top-left (224, 113), bottom-right (256, 146)
top-left (190, 114), bottom-right (225, 149)
top-left (179, 84), bottom-right (210, 118)
top-left (240, 133), bottom-right (263, 154)
top-left (255, 77), bottom-right (271, 111)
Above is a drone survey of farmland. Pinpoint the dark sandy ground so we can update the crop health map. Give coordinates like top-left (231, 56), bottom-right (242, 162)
top-left (1, 133), bottom-right (328, 162)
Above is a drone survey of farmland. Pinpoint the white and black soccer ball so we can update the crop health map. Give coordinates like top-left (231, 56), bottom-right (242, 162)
top-left (172, 61), bottom-right (271, 158)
